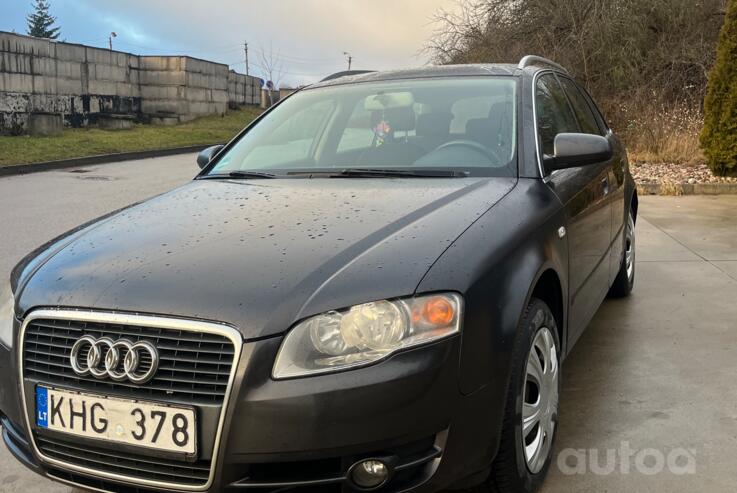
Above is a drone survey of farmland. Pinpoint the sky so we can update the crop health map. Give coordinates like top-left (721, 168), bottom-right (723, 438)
top-left (4, 0), bottom-right (460, 87)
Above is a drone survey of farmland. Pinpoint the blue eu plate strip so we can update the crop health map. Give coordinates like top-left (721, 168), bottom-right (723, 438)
top-left (36, 386), bottom-right (49, 428)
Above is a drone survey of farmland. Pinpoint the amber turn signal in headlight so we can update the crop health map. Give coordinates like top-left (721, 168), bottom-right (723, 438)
top-left (273, 293), bottom-right (462, 379)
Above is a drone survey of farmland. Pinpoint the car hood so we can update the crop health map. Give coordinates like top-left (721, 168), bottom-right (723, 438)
top-left (18, 177), bottom-right (516, 339)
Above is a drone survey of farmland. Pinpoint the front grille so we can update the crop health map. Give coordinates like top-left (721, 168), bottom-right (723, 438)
top-left (23, 317), bottom-right (235, 404)
top-left (21, 312), bottom-right (242, 490)
top-left (39, 434), bottom-right (210, 485)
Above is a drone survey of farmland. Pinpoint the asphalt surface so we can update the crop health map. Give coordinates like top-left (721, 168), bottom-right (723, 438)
top-left (0, 156), bottom-right (736, 492)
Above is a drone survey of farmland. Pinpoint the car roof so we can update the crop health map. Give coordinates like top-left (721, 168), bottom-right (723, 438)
top-left (309, 63), bottom-right (559, 89)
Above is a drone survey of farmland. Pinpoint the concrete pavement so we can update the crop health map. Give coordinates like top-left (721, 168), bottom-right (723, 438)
top-left (541, 195), bottom-right (737, 492)
top-left (0, 157), bottom-right (735, 492)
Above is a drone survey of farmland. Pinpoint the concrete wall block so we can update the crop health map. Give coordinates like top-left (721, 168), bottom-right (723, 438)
top-left (183, 57), bottom-right (228, 77)
top-left (113, 52), bottom-right (132, 68)
top-left (141, 98), bottom-right (189, 115)
top-left (186, 72), bottom-right (227, 90)
top-left (0, 52), bottom-right (32, 74)
top-left (55, 43), bottom-right (86, 62)
top-left (138, 69), bottom-right (186, 86)
top-left (140, 56), bottom-right (184, 71)
top-left (91, 63), bottom-right (128, 82)
top-left (115, 82), bottom-right (140, 98)
top-left (228, 73), bottom-right (246, 84)
top-left (28, 93), bottom-right (72, 114)
top-left (55, 60), bottom-right (81, 79)
top-left (31, 75), bottom-right (59, 95)
top-left (211, 89), bottom-right (228, 104)
top-left (32, 56), bottom-right (58, 76)
top-left (0, 92), bottom-right (30, 113)
top-left (56, 77), bottom-right (83, 94)
top-left (182, 86), bottom-right (209, 102)
top-left (0, 111), bottom-right (29, 134)
top-left (86, 47), bottom-right (121, 64)
top-left (2, 72), bottom-right (32, 93)
top-left (140, 84), bottom-right (180, 100)
top-left (0, 32), bottom-right (53, 57)
top-left (88, 79), bottom-right (118, 95)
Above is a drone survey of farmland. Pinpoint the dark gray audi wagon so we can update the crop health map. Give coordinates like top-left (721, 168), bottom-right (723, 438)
top-left (0, 56), bottom-right (637, 493)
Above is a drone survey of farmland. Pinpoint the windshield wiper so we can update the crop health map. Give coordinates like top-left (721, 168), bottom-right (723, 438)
top-left (200, 170), bottom-right (276, 180)
top-left (287, 168), bottom-right (469, 178)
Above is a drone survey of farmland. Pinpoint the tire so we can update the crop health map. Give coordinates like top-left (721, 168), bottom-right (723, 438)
top-left (485, 298), bottom-right (561, 493)
top-left (608, 210), bottom-right (636, 298)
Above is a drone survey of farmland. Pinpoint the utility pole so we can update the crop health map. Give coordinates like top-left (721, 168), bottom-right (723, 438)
top-left (244, 41), bottom-right (249, 76)
top-left (343, 51), bottom-right (352, 70)
top-left (243, 41), bottom-right (250, 105)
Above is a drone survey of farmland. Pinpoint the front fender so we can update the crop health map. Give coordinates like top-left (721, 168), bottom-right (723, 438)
top-left (416, 179), bottom-right (567, 468)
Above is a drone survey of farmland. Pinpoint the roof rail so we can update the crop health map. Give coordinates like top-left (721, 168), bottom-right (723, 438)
top-left (320, 70), bottom-right (375, 82)
top-left (517, 55), bottom-right (568, 73)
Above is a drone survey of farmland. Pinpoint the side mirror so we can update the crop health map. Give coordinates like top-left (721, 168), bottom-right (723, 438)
top-left (544, 133), bottom-right (612, 171)
top-left (197, 145), bottom-right (224, 169)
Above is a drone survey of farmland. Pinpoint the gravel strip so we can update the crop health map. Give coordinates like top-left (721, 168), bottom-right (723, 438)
top-left (631, 162), bottom-right (737, 185)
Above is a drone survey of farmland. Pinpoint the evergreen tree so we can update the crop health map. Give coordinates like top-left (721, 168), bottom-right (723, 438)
top-left (701, 0), bottom-right (737, 176)
top-left (26, 0), bottom-right (60, 39)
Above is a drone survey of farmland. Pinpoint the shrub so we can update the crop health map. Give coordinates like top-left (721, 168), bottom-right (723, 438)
top-left (701, 0), bottom-right (737, 177)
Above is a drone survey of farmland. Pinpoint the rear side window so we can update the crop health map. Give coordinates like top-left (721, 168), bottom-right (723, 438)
top-left (558, 77), bottom-right (600, 135)
top-left (577, 85), bottom-right (610, 133)
top-left (535, 73), bottom-right (578, 156)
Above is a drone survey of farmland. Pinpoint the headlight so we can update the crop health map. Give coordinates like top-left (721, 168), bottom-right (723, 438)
top-left (273, 293), bottom-right (462, 379)
top-left (0, 281), bottom-right (15, 348)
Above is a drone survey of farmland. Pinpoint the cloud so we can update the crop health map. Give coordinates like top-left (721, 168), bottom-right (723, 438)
top-left (50, 0), bottom-right (460, 86)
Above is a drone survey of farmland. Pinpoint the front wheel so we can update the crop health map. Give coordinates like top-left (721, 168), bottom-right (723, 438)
top-left (485, 298), bottom-right (560, 493)
top-left (608, 210), bottom-right (636, 298)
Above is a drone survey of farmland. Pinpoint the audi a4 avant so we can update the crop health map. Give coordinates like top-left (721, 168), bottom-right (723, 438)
top-left (0, 56), bottom-right (637, 493)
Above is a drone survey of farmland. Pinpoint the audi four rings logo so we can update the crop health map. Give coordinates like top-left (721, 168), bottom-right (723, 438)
top-left (70, 336), bottom-right (160, 384)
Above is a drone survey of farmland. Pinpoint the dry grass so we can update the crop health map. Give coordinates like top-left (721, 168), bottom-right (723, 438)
top-left (658, 179), bottom-right (685, 196)
top-left (608, 100), bottom-right (704, 166)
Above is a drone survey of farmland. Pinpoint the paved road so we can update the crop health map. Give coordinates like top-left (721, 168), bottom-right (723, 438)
top-left (0, 156), bottom-right (736, 492)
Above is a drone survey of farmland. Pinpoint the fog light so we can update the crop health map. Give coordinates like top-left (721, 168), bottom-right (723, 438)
top-left (349, 459), bottom-right (390, 489)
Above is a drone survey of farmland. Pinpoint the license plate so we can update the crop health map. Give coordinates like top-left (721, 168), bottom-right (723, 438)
top-left (35, 386), bottom-right (197, 455)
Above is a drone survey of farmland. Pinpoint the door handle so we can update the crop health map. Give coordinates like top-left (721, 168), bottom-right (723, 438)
top-left (602, 177), bottom-right (610, 196)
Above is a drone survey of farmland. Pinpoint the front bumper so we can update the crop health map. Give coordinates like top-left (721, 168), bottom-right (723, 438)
top-left (0, 312), bottom-right (503, 493)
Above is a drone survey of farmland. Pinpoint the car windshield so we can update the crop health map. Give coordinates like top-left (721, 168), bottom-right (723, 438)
top-left (206, 77), bottom-right (517, 178)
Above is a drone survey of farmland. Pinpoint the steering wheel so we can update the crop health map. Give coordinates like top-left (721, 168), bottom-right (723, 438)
top-left (435, 140), bottom-right (503, 165)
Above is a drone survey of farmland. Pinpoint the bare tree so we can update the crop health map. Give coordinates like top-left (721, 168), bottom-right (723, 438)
top-left (259, 44), bottom-right (284, 90)
top-left (427, 0), bottom-right (726, 108)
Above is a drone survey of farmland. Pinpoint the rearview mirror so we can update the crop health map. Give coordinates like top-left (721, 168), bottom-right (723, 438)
top-left (544, 133), bottom-right (612, 171)
top-left (197, 145), bottom-right (224, 169)
top-left (364, 91), bottom-right (414, 111)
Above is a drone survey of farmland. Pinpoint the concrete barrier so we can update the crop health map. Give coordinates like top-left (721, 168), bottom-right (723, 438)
top-left (27, 112), bottom-right (62, 136)
top-left (0, 31), bottom-right (263, 134)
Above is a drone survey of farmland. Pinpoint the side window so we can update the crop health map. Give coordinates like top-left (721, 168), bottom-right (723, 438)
top-left (577, 85), bottom-right (610, 133)
top-left (535, 74), bottom-right (579, 156)
top-left (558, 77), bottom-right (600, 135)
